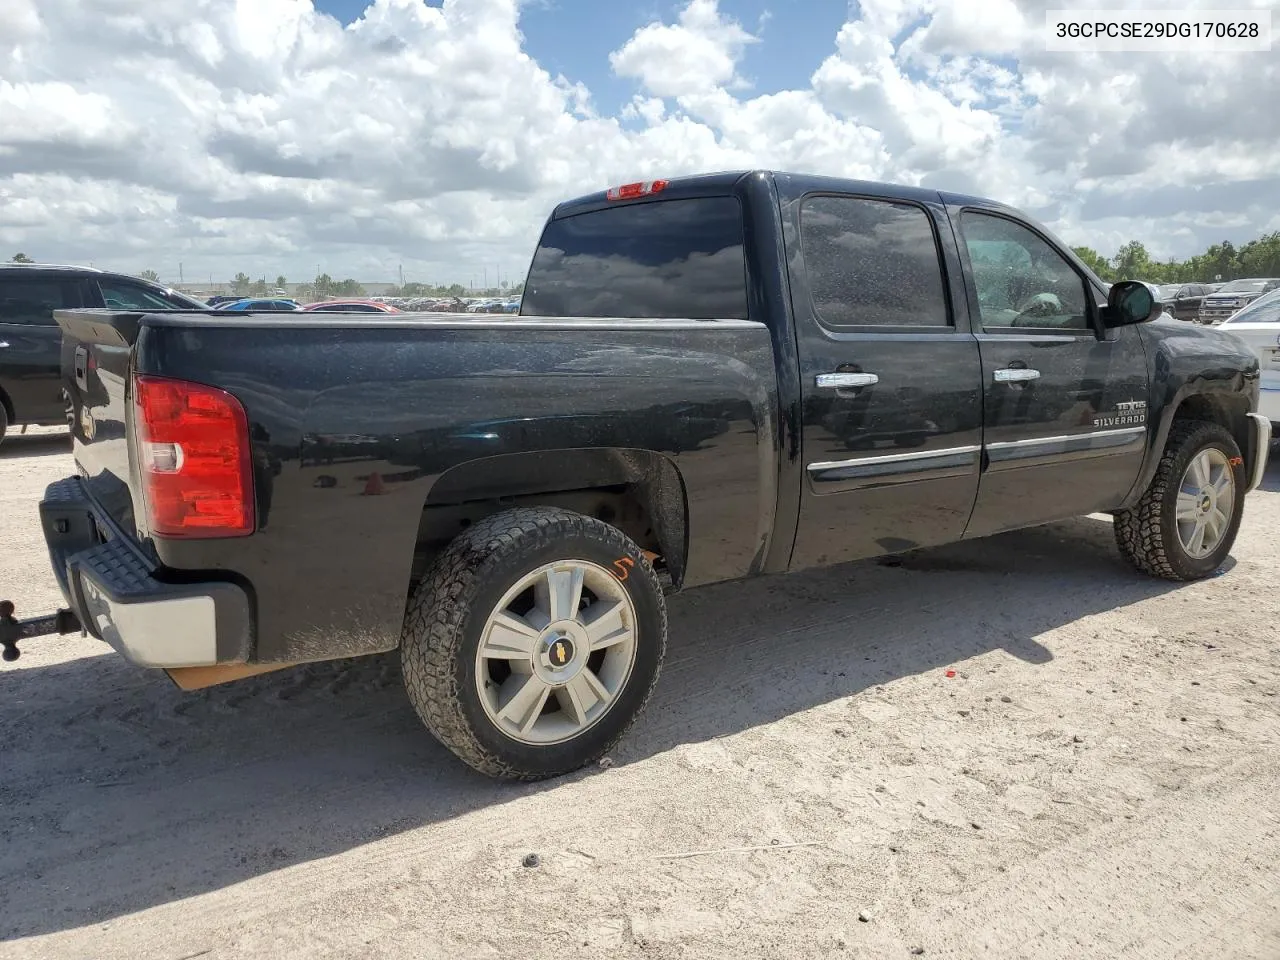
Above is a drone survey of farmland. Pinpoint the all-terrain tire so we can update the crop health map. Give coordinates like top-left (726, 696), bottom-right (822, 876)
top-left (400, 506), bottom-right (667, 781)
top-left (1114, 419), bottom-right (1245, 581)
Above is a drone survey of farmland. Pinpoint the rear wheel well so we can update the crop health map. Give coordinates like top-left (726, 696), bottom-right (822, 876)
top-left (0, 385), bottom-right (13, 425)
top-left (409, 452), bottom-right (689, 598)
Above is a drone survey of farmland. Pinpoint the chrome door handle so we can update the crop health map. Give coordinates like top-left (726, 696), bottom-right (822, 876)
top-left (816, 372), bottom-right (878, 389)
top-left (994, 368), bottom-right (1040, 383)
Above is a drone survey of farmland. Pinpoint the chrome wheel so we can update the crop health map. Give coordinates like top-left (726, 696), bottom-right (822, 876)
top-left (1175, 448), bottom-right (1235, 559)
top-left (475, 559), bottom-right (638, 745)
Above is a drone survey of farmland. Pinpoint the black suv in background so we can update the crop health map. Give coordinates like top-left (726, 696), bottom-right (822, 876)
top-left (0, 263), bottom-right (206, 444)
top-left (1157, 282), bottom-right (1212, 322)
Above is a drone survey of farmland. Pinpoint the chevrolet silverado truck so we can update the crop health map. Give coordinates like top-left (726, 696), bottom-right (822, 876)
top-left (3, 170), bottom-right (1271, 781)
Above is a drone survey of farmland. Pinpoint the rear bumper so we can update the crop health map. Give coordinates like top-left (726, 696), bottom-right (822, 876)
top-left (1247, 413), bottom-right (1272, 493)
top-left (39, 477), bottom-right (252, 668)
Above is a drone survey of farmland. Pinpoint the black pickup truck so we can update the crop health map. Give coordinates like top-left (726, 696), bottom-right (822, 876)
top-left (5, 170), bottom-right (1271, 781)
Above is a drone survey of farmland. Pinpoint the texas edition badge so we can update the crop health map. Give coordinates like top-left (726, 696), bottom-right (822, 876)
top-left (1093, 400), bottom-right (1147, 428)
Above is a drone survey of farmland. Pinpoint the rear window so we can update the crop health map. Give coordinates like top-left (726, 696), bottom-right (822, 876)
top-left (520, 197), bottom-right (749, 320)
top-left (0, 277), bottom-right (83, 325)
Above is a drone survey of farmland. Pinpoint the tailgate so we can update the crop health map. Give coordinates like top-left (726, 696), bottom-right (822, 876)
top-left (53, 309), bottom-right (146, 535)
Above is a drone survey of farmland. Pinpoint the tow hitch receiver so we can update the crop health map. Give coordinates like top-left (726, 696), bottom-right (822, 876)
top-left (0, 600), bottom-right (82, 663)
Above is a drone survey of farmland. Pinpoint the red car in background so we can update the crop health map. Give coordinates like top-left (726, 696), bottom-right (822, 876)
top-left (301, 299), bottom-right (401, 313)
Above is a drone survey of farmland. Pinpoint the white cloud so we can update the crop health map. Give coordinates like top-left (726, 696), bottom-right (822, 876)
top-left (0, 0), bottom-right (1276, 287)
top-left (609, 0), bottom-right (758, 98)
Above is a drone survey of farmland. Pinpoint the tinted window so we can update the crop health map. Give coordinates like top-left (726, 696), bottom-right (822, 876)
top-left (99, 280), bottom-right (183, 310)
top-left (521, 197), bottom-right (748, 320)
top-left (0, 277), bottom-right (82, 325)
top-left (799, 196), bottom-right (949, 327)
top-left (960, 213), bottom-right (1090, 331)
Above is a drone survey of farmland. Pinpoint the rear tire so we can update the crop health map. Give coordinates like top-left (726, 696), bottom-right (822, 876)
top-left (1114, 420), bottom-right (1245, 581)
top-left (401, 506), bottom-right (667, 781)
top-left (0, 404), bottom-right (7, 448)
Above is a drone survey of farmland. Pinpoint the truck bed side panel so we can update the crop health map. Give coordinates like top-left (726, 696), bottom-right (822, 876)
top-left (141, 316), bottom-right (778, 663)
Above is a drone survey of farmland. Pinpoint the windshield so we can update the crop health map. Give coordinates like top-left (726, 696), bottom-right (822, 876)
top-left (1156, 284), bottom-right (1181, 300)
top-left (1217, 279), bottom-right (1275, 294)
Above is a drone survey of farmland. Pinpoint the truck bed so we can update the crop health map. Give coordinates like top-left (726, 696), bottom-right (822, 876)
top-left (55, 308), bottom-right (780, 664)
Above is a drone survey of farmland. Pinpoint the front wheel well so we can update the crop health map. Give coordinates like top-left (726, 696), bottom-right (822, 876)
top-left (1171, 393), bottom-right (1251, 462)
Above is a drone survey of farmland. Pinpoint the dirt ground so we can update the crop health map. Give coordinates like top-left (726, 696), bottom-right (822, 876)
top-left (2, 426), bottom-right (1279, 960)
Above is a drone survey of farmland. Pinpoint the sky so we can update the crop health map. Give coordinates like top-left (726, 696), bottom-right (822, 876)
top-left (0, 0), bottom-right (1277, 288)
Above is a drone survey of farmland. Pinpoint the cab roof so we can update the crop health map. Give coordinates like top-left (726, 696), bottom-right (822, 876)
top-left (549, 169), bottom-right (1020, 221)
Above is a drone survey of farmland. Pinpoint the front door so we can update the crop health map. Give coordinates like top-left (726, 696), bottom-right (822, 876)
top-left (0, 275), bottom-right (83, 425)
top-left (953, 209), bottom-right (1151, 538)
top-left (788, 192), bottom-right (983, 570)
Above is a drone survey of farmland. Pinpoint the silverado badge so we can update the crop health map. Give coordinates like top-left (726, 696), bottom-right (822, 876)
top-left (1093, 400), bottom-right (1147, 428)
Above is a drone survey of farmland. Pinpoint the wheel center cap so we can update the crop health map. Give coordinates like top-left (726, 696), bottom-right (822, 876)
top-left (545, 636), bottom-right (575, 668)
top-left (1200, 492), bottom-right (1213, 513)
top-left (536, 629), bottom-right (583, 682)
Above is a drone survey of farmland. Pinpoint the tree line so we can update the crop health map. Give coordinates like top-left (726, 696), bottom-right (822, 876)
top-left (1072, 232), bottom-right (1280, 285)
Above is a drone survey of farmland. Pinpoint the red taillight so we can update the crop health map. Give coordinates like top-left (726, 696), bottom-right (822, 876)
top-left (132, 375), bottom-right (255, 538)
top-left (605, 179), bottom-right (668, 201)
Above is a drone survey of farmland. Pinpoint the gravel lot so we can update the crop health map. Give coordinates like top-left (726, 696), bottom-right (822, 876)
top-left (3, 426), bottom-right (1279, 959)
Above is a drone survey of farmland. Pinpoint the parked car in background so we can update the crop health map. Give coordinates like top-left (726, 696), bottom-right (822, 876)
top-left (1199, 278), bottom-right (1280, 324)
top-left (1217, 288), bottom-right (1280, 426)
top-left (0, 262), bottom-right (206, 445)
top-left (1156, 283), bottom-right (1211, 321)
top-left (218, 298), bottom-right (301, 312)
top-left (205, 295), bottom-right (243, 307)
top-left (301, 299), bottom-right (402, 313)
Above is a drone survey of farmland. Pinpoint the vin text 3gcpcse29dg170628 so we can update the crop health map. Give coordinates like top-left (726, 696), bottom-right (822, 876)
top-left (2, 170), bottom-right (1270, 781)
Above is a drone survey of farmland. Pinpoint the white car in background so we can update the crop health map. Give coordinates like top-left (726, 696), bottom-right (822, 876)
top-left (1217, 288), bottom-right (1280, 427)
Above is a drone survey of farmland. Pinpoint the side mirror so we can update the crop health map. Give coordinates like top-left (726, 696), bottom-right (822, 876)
top-left (1101, 280), bottom-right (1158, 328)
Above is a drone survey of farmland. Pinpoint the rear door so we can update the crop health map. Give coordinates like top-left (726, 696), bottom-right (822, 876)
top-left (0, 274), bottom-right (83, 425)
top-left (786, 190), bottom-right (983, 568)
top-left (953, 208), bottom-right (1151, 538)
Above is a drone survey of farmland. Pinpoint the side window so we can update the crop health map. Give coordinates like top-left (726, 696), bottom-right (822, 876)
top-left (98, 280), bottom-right (182, 310)
top-left (960, 213), bottom-right (1091, 331)
top-left (799, 195), bottom-right (949, 327)
top-left (0, 278), bottom-right (81, 325)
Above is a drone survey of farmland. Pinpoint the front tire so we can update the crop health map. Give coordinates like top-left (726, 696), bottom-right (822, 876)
top-left (1114, 420), bottom-right (1245, 581)
top-left (401, 506), bottom-right (667, 781)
